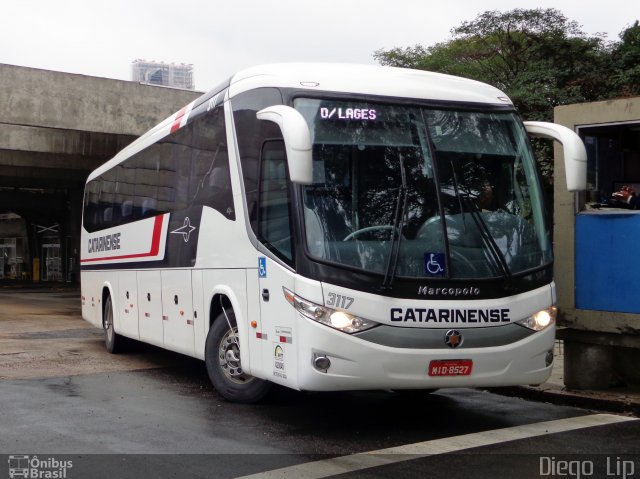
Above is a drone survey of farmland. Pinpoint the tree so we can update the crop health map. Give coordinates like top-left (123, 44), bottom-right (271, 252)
top-left (374, 8), bottom-right (626, 191)
top-left (611, 21), bottom-right (640, 97)
top-left (375, 9), bottom-right (610, 122)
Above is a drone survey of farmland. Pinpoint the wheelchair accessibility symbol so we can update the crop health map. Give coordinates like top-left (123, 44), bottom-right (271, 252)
top-left (424, 252), bottom-right (446, 276)
top-left (258, 257), bottom-right (267, 278)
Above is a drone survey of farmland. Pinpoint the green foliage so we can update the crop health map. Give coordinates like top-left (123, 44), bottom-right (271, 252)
top-left (611, 21), bottom-right (640, 96)
top-left (374, 8), bottom-right (639, 193)
top-left (374, 8), bottom-right (614, 120)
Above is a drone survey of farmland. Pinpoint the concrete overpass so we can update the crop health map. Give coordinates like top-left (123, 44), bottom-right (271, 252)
top-left (0, 64), bottom-right (201, 282)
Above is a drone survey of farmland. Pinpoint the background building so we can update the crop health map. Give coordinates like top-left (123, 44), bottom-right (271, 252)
top-left (0, 64), bottom-right (200, 283)
top-left (131, 59), bottom-right (195, 90)
top-left (554, 96), bottom-right (640, 389)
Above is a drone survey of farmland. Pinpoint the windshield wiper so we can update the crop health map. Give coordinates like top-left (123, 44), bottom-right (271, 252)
top-left (461, 195), bottom-right (514, 289)
top-left (446, 158), bottom-right (512, 289)
top-left (382, 156), bottom-right (408, 289)
top-left (450, 160), bottom-right (467, 230)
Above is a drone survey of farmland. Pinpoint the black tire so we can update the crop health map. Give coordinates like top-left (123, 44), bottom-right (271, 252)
top-left (103, 295), bottom-right (124, 354)
top-left (205, 309), bottom-right (271, 403)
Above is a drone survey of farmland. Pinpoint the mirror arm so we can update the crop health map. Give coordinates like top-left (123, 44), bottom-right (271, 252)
top-left (524, 121), bottom-right (587, 192)
top-left (257, 105), bottom-right (313, 185)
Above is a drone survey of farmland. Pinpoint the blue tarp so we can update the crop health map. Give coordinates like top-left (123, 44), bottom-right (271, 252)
top-left (576, 212), bottom-right (640, 313)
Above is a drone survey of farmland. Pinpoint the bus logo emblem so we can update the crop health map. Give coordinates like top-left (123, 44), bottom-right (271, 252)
top-left (170, 217), bottom-right (197, 243)
top-left (444, 330), bottom-right (463, 348)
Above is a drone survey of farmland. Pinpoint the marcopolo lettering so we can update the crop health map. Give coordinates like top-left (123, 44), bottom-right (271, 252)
top-left (390, 307), bottom-right (510, 323)
top-left (418, 286), bottom-right (481, 297)
top-left (88, 232), bottom-right (121, 254)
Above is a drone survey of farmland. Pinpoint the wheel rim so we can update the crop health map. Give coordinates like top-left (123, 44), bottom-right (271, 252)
top-left (218, 327), bottom-right (254, 385)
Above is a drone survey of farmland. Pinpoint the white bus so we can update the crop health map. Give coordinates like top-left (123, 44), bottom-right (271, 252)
top-left (81, 63), bottom-right (586, 403)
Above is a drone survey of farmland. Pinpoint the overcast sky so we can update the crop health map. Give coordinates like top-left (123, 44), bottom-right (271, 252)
top-left (2, 0), bottom-right (637, 91)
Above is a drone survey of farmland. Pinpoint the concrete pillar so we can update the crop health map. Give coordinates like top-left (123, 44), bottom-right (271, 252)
top-left (564, 340), bottom-right (614, 389)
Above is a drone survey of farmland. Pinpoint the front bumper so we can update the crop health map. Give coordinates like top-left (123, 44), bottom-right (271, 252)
top-left (295, 316), bottom-right (555, 391)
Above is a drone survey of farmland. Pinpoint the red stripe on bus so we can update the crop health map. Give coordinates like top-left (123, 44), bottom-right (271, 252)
top-left (81, 215), bottom-right (165, 263)
top-left (170, 106), bottom-right (187, 133)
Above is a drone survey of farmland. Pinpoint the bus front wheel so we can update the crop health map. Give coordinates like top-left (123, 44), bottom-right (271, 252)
top-left (205, 309), bottom-right (271, 403)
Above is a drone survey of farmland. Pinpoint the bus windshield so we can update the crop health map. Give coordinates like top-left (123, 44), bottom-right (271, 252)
top-left (294, 98), bottom-right (551, 280)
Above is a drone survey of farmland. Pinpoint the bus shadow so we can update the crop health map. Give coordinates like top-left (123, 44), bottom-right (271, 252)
top-left (129, 343), bottom-right (520, 452)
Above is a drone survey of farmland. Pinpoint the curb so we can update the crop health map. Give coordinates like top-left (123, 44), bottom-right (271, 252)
top-left (491, 385), bottom-right (640, 417)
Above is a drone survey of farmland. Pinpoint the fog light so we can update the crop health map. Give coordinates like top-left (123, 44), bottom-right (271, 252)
top-left (313, 354), bottom-right (331, 372)
top-left (545, 349), bottom-right (554, 367)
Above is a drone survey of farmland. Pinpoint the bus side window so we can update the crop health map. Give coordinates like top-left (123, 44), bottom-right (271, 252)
top-left (99, 170), bottom-right (117, 229)
top-left (141, 198), bottom-right (157, 217)
top-left (258, 140), bottom-right (293, 263)
top-left (83, 179), bottom-right (101, 232)
top-left (232, 87), bottom-right (284, 233)
top-left (173, 143), bottom-right (191, 211)
top-left (103, 207), bottom-right (113, 224)
top-left (133, 146), bottom-right (160, 220)
top-left (115, 163), bottom-right (135, 222)
top-left (190, 106), bottom-right (234, 219)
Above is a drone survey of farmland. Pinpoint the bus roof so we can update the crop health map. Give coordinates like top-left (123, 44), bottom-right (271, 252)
top-left (87, 63), bottom-right (513, 182)
top-left (228, 63), bottom-right (511, 106)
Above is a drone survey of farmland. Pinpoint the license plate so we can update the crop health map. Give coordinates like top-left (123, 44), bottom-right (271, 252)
top-left (428, 359), bottom-right (473, 377)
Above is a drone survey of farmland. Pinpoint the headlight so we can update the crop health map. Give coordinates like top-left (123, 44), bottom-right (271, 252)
top-left (517, 306), bottom-right (557, 331)
top-left (283, 288), bottom-right (378, 334)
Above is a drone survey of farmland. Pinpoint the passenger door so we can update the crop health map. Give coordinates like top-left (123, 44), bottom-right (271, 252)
top-left (256, 141), bottom-right (298, 387)
top-left (257, 257), bottom-right (296, 387)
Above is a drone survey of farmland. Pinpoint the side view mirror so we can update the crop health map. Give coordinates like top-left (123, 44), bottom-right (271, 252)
top-left (257, 105), bottom-right (313, 184)
top-left (524, 121), bottom-right (587, 192)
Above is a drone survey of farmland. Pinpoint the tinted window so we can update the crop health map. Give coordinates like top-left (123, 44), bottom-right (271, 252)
top-left (190, 105), bottom-right (234, 219)
top-left (258, 141), bottom-right (293, 263)
top-left (232, 88), bottom-right (283, 234)
top-left (83, 103), bottom-right (233, 232)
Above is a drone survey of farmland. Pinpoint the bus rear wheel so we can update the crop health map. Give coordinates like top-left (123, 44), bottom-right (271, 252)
top-left (205, 309), bottom-right (271, 403)
top-left (103, 295), bottom-right (124, 354)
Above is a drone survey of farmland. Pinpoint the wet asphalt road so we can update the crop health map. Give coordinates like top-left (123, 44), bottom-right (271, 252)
top-left (1, 290), bottom-right (639, 478)
top-left (2, 356), bottom-right (640, 478)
